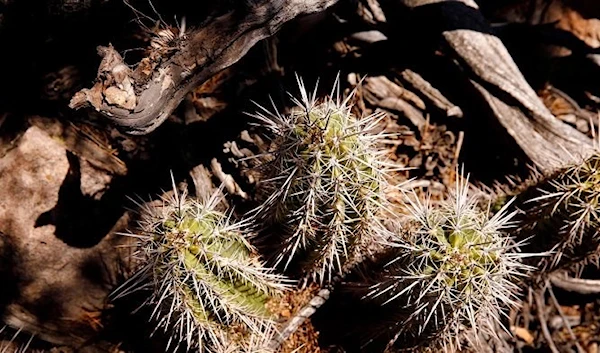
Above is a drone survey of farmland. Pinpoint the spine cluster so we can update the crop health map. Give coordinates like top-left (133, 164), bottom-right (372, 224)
top-left (512, 152), bottom-right (600, 269)
top-left (126, 187), bottom-right (287, 353)
top-left (250, 76), bottom-right (392, 284)
top-left (364, 177), bottom-right (530, 351)
top-left (115, 78), bottom-right (554, 353)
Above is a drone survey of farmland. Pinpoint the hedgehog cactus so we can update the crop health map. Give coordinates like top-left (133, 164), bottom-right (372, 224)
top-left (365, 177), bottom-right (531, 351)
top-left (511, 152), bottom-right (600, 269)
top-left (250, 76), bottom-right (392, 284)
top-left (124, 185), bottom-right (287, 353)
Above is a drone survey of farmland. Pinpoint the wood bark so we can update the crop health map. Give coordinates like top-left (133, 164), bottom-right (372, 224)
top-left (69, 0), bottom-right (339, 135)
top-left (399, 0), bottom-right (595, 172)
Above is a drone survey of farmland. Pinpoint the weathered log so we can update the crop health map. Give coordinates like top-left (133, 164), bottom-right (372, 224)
top-left (362, 76), bottom-right (427, 128)
top-left (398, 0), bottom-right (595, 172)
top-left (399, 69), bottom-right (463, 118)
top-left (69, 0), bottom-right (339, 135)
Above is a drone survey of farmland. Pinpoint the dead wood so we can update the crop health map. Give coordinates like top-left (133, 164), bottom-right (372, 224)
top-left (534, 290), bottom-right (561, 353)
top-left (189, 164), bottom-right (215, 201)
top-left (69, 0), bottom-right (339, 135)
top-left (362, 76), bottom-right (427, 128)
top-left (267, 287), bottom-right (331, 351)
top-left (399, 0), bottom-right (595, 172)
top-left (357, 0), bottom-right (387, 24)
top-left (399, 69), bottom-right (463, 118)
top-left (550, 272), bottom-right (600, 294)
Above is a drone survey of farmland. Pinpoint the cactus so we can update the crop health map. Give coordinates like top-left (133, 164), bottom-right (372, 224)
top-left (249, 75), bottom-right (393, 284)
top-left (0, 326), bottom-right (35, 353)
top-left (121, 183), bottom-right (288, 353)
top-left (508, 152), bottom-right (600, 270)
top-left (363, 175), bottom-right (532, 351)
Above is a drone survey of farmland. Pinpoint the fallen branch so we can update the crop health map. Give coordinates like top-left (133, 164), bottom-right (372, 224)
top-left (70, 0), bottom-right (339, 134)
top-left (267, 287), bottom-right (331, 351)
top-left (399, 69), bottom-right (463, 118)
top-left (534, 290), bottom-right (560, 353)
top-left (547, 283), bottom-right (585, 353)
top-left (399, 0), bottom-right (594, 172)
top-left (549, 271), bottom-right (600, 294)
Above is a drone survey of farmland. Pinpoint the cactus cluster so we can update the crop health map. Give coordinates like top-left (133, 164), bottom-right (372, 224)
top-left (363, 176), bottom-right (531, 351)
top-left (116, 78), bottom-right (545, 353)
top-left (250, 76), bottom-right (392, 284)
top-left (124, 186), bottom-right (287, 353)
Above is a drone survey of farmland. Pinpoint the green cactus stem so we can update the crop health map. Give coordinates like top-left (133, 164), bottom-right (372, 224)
top-left (249, 75), bottom-right (394, 284)
top-left (363, 176), bottom-right (532, 352)
top-left (118, 184), bottom-right (288, 353)
top-left (513, 153), bottom-right (600, 270)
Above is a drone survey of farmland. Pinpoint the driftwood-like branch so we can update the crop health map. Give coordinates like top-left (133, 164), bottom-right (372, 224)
top-left (362, 76), bottom-right (427, 128)
top-left (550, 271), bottom-right (600, 294)
top-left (399, 69), bottom-right (463, 118)
top-left (534, 290), bottom-right (561, 353)
top-left (400, 0), bottom-right (595, 172)
top-left (70, 0), bottom-right (339, 135)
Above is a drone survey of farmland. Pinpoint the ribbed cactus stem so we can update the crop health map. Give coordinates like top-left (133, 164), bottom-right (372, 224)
top-left (250, 75), bottom-right (392, 284)
top-left (508, 152), bottom-right (600, 270)
top-left (364, 175), bottom-right (532, 351)
top-left (120, 185), bottom-right (288, 353)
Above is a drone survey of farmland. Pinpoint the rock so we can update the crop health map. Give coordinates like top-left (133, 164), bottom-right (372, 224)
top-left (28, 116), bottom-right (127, 177)
top-left (0, 125), bottom-right (131, 350)
top-left (79, 159), bottom-right (112, 200)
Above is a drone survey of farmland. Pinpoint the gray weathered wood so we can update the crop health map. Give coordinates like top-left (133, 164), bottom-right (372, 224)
top-left (70, 0), bottom-right (339, 135)
top-left (400, 0), bottom-right (595, 172)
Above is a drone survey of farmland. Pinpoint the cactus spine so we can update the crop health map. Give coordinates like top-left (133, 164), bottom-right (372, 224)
top-left (511, 152), bottom-right (600, 269)
top-left (124, 185), bottom-right (288, 353)
top-left (250, 76), bottom-right (392, 284)
top-left (364, 176), bottom-right (531, 351)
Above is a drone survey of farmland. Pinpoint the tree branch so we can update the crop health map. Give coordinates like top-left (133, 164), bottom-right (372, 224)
top-left (550, 271), bottom-right (600, 294)
top-left (399, 0), bottom-right (595, 172)
top-left (69, 0), bottom-right (339, 134)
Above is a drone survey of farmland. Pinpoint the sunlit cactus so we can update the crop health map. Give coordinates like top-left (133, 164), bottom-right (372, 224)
top-left (510, 152), bottom-right (600, 269)
top-left (249, 75), bottom-right (393, 284)
top-left (118, 182), bottom-right (288, 353)
top-left (364, 176), bottom-right (532, 351)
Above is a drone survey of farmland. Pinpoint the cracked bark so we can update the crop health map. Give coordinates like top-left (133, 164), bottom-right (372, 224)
top-left (69, 0), bottom-right (339, 135)
top-left (399, 0), bottom-right (595, 172)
